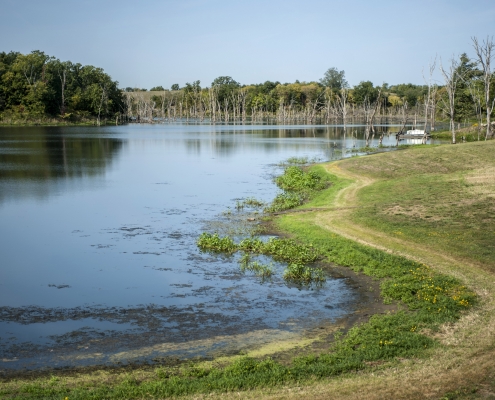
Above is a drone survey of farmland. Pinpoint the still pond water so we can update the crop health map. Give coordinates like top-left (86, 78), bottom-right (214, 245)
top-left (0, 123), bottom-right (440, 371)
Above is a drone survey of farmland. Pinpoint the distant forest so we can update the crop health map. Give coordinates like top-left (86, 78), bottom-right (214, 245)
top-left (1, 44), bottom-right (494, 141)
top-left (0, 51), bottom-right (123, 125)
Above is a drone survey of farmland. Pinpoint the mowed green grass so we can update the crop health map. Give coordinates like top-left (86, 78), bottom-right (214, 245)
top-left (341, 141), bottom-right (495, 269)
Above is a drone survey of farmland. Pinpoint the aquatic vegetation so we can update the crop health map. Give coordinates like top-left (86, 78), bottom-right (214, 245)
top-left (239, 253), bottom-right (273, 279)
top-left (278, 156), bottom-right (322, 166)
top-left (236, 197), bottom-right (266, 210)
top-left (238, 237), bottom-right (266, 253)
top-left (199, 234), bottom-right (321, 284)
top-left (261, 237), bottom-right (319, 264)
top-left (283, 263), bottom-right (326, 286)
top-left (236, 237), bottom-right (320, 264)
top-left (275, 166), bottom-right (326, 193)
top-left (197, 232), bottom-right (236, 253)
top-left (265, 165), bottom-right (330, 213)
top-left (264, 192), bottom-right (303, 212)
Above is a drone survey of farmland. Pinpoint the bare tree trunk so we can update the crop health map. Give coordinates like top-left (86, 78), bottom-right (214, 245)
top-left (364, 89), bottom-right (381, 147)
top-left (440, 57), bottom-right (462, 144)
top-left (430, 85), bottom-right (438, 132)
top-left (396, 102), bottom-right (409, 147)
top-left (472, 36), bottom-right (495, 140)
top-left (422, 58), bottom-right (436, 144)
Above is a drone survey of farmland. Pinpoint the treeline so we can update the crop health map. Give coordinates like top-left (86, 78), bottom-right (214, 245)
top-left (0, 51), bottom-right (124, 124)
top-left (2, 39), bottom-right (494, 142)
top-left (125, 73), bottom-right (434, 125)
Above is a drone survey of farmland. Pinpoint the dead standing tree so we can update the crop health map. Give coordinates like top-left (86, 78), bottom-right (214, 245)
top-left (396, 101), bottom-right (409, 147)
top-left (440, 56), bottom-right (463, 144)
top-left (472, 36), bottom-right (495, 140)
top-left (363, 89), bottom-right (382, 147)
top-left (422, 58), bottom-right (437, 144)
top-left (335, 85), bottom-right (349, 157)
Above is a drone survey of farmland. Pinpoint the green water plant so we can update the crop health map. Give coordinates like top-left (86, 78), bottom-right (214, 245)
top-left (264, 192), bottom-right (303, 212)
top-left (283, 263), bottom-right (326, 285)
top-left (265, 165), bottom-right (330, 213)
top-left (198, 234), bottom-right (321, 285)
top-left (278, 156), bottom-right (322, 166)
top-left (239, 253), bottom-right (273, 279)
top-left (238, 237), bottom-right (320, 264)
top-left (275, 166), bottom-right (326, 193)
top-left (235, 197), bottom-right (266, 211)
top-left (197, 232), bottom-right (237, 253)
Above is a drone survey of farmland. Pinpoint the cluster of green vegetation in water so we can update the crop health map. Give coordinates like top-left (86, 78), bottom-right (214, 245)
top-left (276, 156), bottom-right (322, 166)
top-left (197, 233), bottom-right (324, 286)
top-left (235, 197), bottom-right (266, 211)
top-left (283, 263), bottom-right (326, 285)
top-left (239, 253), bottom-right (273, 279)
top-left (265, 164), bottom-right (330, 212)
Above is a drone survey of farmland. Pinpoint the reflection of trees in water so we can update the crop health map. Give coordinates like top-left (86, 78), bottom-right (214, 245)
top-left (198, 125), bottom-right (406, 160)
top-left (202, 126), bottom-right (365, 157)
top-left (0, 127), bottom-right (123, 201)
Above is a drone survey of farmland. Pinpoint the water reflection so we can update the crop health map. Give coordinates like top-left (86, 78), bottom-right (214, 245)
top-left (0, 127), bottom-right (124, 202)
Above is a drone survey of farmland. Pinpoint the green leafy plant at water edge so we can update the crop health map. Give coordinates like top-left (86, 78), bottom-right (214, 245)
top-left (236, 197), bottom-right (266, 211)
top-left (264, 192), bottom-right (303, 212)
top-left (275, 166), bottom-right (326, 193)
top-left (198, 234), bottom-right (321, 285)
top-left (283, 263), bottom-right (326, 285)
top-left (238, 237), bottom-right (320, 264)
top-left (265, 165), bottom-right (330, 213)
top-left (198, 234), bottom-right (320, 265)
top-left (197, 232), bottom-right (236, 253)
top-left (277, 156), bottom-right (322, 166)
top-left (239, 253), bottom-right (273, 279)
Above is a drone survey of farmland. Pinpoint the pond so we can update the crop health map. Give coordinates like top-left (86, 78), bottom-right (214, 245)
top-left (0, 123), bottom-right (442, 372)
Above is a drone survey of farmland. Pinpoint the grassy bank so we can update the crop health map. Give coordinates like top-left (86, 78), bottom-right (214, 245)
top-left (430, 125), bottom-right (490, 142)
top-left (2, 142), bottom-right (494, 399)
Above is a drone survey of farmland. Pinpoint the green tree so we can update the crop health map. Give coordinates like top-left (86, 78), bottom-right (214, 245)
top-left (388, 83), bottom-right (426, 106)
top-left (352, 81), bottom-right (379, 104)
top-left (183, 80), bottom-right (201, 93)
top-left (454, 53), bottom-right (482, 122)
top-left (0, 50), bottom-right (124, 121)
top-left (211, 76), bottom-right (240, 105)
top-left (320, 68), bottom-right (348, 91)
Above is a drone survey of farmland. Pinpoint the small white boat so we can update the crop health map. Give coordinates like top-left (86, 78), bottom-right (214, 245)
top-left (405, 129), bottom-right (429, 136)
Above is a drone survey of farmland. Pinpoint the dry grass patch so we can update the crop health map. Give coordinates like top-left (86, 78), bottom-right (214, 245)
top-left (383, 204), bottom-right (443, 221)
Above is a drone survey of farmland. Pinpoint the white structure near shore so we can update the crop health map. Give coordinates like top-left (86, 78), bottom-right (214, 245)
top-left (405, 129), bottom-right (428, 136)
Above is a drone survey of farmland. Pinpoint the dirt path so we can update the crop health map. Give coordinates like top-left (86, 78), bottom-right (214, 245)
top-left (256, 159), bottom-right (495, 399)
top-left (311, 162), bottom-right (486, 283)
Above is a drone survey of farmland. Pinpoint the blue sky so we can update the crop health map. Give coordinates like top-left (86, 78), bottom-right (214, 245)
top-left (1, 0), bottom-right (494, 89)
